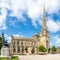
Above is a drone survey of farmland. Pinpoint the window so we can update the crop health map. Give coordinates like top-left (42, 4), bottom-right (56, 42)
top-left (13, 46), bottom-right (16, 53)
top-left (46, 41), bottom-right (48, 49)
top-left (17, 40), bottom-right (19, 45)
top-left (17, 46), bottom-right (20, 53)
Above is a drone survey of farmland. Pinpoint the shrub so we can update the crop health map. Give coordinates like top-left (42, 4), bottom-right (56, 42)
top-left (11, 56), bottom-right (19, 60)
top-left (0, 37), bottom-right (2, 51)
top-left (0, 57), bottom-right (10, 60)
top-left (51, 46), bottom-right (57, 54)
top-left (38, 45), bottom-right (47, 52)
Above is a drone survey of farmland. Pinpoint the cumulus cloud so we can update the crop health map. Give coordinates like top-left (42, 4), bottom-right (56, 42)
top-left (54, 35), bottom-right (60, 47)
top-left (0, 0), bottom-right (60, 31)
top-left (0, 8), bottom-right (7, 29)
top-left (47, 17), bottom-right (60, 33)
top-left (4, 34), bottom-right (11, 43)
top-left (4, 34), bottom-right (24, 43)
top-left (0, 0), bottom-right (10, 29)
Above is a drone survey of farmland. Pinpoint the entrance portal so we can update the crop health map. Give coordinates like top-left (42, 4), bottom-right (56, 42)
top-left (31, 47), bottom-right (35, 54)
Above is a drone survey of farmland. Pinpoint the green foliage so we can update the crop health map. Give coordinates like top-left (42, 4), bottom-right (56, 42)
top-left (38, 45), bottom-right (47, 52)
top-left (11, 56), bottom-right (19, 60)
top-left (0, 57), bottom-right (10, 60)
top-left (51, 46), bottom-right (57, 54)
top-left (0, 36), bottom-right (9, 51)
top-left (0, 36), bottom-right (2, 51)
top-left (0, 56), bottom-right (19, 60)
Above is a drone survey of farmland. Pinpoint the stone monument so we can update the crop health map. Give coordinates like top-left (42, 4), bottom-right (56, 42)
top-left (1, 32), bottom-right (10, 57)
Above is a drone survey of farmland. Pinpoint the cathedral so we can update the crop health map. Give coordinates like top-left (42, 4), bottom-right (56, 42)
top-left (9, 6), bottom-right (50, 55)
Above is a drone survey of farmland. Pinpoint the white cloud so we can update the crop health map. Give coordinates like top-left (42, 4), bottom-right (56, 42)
top-left (0, 8), bottom-right (7, 29)
top-left (13, 34), bottom-right (24, 37)
top-left (4, 34), bottom-right (11, 43)
top-left (26, 0), bottom-right (60, 27)
top-left (50, 35), bottom-right (60, 47)
top-left (4, 34), bottom-right (24, 43)
top-left (54, 35), bottom-right (60, 47)
top-left (47, 17), bottom-right (60, 33)
top-left (10, 0), bottom-right (26, 22)
top-left (0, 0), bottom-right (60, 29)
top-left (45, 0), bottom-right (60, 14)
top-left (9, 20), bottom-right (17, 27)
top-left (0, 0), bottom-right (10, 29)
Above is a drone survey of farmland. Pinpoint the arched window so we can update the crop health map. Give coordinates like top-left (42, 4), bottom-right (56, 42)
top-left (17, 46), bottom-right (20, 53)
top-left (46, 41), bottom-right (48, 49)
top-left (25, 46), bottom-right (28, 53)
top-left (17, 40), bottom-right (19, 45)
top-left (13, 46), bottom-right (16, 53)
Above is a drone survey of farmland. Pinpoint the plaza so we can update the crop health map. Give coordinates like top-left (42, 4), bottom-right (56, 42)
top-left (19, 54), bottom-right (60, 60)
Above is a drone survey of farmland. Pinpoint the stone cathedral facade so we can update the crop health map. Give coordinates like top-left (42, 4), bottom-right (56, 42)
top-left (9, 6), bottom-right (50, 55)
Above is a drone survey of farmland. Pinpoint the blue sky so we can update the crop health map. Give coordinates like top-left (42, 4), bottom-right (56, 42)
top-left (0, 0), bottom-right (60, 47)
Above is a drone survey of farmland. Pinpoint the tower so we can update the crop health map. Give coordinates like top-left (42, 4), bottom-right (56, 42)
top-left (40, 5), bottom-right (50, 51)
top-left (33, 33), bottom-right (39, 41)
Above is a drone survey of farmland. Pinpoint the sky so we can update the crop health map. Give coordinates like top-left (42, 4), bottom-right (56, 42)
top-left (0, 0), bottom-right (60, 47)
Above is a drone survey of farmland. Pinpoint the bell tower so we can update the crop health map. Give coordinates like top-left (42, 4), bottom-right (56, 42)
top-left (40, 5), bottom-right (50, 51)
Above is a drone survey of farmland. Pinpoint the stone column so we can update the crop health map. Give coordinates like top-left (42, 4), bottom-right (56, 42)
top-left (15, 41), bottom-right (17, 54)
top-left (35, 47), bottom-right (37, 54)
top-left (28, 47), bottom-right (31, 54)
top-left (10, 45), bottom-right (13, 55)
top-left (15, 46), bottom-right (17, 54)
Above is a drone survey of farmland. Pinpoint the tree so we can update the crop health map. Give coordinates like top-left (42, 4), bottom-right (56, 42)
top-left (0, 36), bottom-right (2, 51)
top-left (51, 46), bottom-right (57, 54)
top-left (38, 45), bottom-right (47, 52)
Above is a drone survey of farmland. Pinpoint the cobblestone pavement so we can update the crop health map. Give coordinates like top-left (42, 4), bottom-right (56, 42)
top-left (19, 54), bottom-right (60, 60)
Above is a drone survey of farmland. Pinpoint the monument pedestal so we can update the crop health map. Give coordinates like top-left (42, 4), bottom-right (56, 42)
top-left (1, 46), bottom-right (10, 57)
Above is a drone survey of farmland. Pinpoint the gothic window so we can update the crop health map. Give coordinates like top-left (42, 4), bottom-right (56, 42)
top-left (22, 46), bottom-right (24, 53)
top-left (31, 47), bottom-right (35, 53)
top-left (17, 46), bottom-right (20, 53)
top-left (17, 40), bottom-right (19, 45)
top-left (25, 46), bottom-right (28, 53)
top-left (13, 46), bottom-right (16, 53)
top-left (46, 41), bottom-right (48, 49)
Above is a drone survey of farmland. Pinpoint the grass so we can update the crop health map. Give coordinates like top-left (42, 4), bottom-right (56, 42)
top-left (11, 56), bottom-right (19, 60)
top-left (0, 57), bottom-right (10, 60)
top-left (0, 56), bottom-right (19, 60)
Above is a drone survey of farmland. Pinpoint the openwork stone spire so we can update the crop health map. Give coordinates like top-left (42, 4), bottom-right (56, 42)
top-left (42, 5), bottom-right (47, 30)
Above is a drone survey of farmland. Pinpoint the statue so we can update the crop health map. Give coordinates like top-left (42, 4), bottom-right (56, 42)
top-left (1, 32), bottom-right (10, 57)
top-left (2, 32), bottom-right (9, 47)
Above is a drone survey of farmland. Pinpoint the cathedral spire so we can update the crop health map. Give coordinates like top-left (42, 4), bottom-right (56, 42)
top-left (42, 4), bottom-right (47, 30)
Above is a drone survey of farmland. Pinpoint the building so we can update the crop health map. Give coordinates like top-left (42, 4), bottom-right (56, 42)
top-left (40, 6), bottom-right (50, 51)
top-left (9, 6), bottom-right (50, 55)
